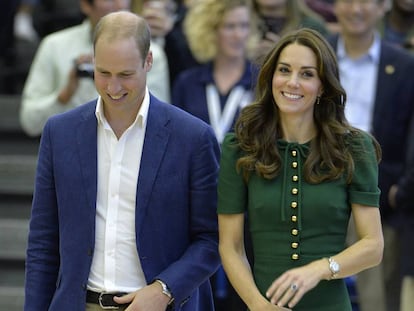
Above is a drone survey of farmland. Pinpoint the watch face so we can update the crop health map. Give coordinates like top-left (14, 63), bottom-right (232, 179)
top-left (330, 261), bottom-right (340, 273)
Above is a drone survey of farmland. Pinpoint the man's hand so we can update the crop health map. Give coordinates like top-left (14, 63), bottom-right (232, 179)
top-left (58, 54), bottom-right (93, 104)
top-left (113, 281), bottom-right (171, 311)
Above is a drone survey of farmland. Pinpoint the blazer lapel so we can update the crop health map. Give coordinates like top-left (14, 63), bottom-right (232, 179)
top-left (135, 98), bottom-right (170, 235)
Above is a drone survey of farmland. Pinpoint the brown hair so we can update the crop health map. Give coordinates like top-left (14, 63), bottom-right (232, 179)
top-left (234, 28), bottom-right (381, 183)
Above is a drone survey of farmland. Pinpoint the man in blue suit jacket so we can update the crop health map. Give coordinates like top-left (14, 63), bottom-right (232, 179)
top-left (24, 11), bottom-right (221, 311)
top-left (330, 1), bottom-right (414, 311)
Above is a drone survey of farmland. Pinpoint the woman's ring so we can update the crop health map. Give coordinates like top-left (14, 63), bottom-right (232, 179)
top-left (290, 283), bottom-right (298, 291)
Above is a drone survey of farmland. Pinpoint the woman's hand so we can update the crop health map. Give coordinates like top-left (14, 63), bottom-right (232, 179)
top-left (265, 259), bottom-right (328, 309)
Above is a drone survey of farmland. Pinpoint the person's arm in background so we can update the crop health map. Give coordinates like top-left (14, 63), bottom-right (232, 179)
top-left (19, 34), bottom-right (93, 136)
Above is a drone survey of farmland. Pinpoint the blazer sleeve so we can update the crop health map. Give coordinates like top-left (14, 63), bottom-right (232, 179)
top-left (155, 123), bottom-right (221, 304)
top-left (24, 119), bottom-right (60, 310)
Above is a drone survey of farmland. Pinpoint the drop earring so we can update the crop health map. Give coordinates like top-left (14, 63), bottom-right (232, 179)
top-left (316, 96), bottom-right (320, 105)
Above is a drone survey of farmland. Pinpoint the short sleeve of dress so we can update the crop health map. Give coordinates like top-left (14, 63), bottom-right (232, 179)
top-left (217, 133), bottom-right (247, 214)
top-left (348, 131), bottom-right (381, 207)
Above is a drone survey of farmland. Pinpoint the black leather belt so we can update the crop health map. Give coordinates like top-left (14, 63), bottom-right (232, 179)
top-left (86, 290), bottom-right (129, 309)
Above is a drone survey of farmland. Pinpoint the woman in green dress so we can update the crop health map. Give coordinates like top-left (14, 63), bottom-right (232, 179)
top-left (217, 28), bottom-right (384, 311)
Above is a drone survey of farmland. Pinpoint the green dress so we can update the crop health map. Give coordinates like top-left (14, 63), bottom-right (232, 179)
top-left (217, 132), bottom-right (380, 311)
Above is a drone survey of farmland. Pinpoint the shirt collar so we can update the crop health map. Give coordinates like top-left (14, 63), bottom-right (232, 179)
top-left (95, 87), bottom-right (150, 130)
top-left (337, 32), bottom-right (381, 64)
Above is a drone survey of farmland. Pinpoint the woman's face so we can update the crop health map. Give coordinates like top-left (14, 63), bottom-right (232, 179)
top-left (216, 6), bottom-right (251, 59)
top-left (272, 43), bottom-right (323, 120)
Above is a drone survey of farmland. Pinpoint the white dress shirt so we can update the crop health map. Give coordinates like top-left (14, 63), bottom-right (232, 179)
top-left (87, 88), bottom-right (150, 293)
top-left (20, 20), bottom-right (170, 137)
top-left (337, 33), bottom-right (381, 132)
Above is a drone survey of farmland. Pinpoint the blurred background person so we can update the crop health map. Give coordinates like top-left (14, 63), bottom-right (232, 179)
top-left (131, 0), bottom-right (199, 88)
top-left (304, 0), bottom-right (342, 33)
top-left (330, 0), bottom-right (414, 310)
top-left (381, 0), bottom-right (414, 53)
top-left (388, 131), bottom-right (414, 311)
top-left (20, 0), bottom-right (170, 137)
top-left (252, 0), bottom-right (330, 61)
top-left (172, 0), bottom-right (259, 144)
top-left (171, 0), bottom-right (259, 309)
top-left (14, 0), bottom-right (39, 43)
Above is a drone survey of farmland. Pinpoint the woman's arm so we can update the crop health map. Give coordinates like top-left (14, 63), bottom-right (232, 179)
top-left (219, 213), bottom-right (290, 311)
top-left (266, 204), bottom-right (383, 309)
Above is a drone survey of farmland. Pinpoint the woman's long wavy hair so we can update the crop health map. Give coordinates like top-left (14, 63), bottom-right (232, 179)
top-left (234, 28), bottom-right (381, 183)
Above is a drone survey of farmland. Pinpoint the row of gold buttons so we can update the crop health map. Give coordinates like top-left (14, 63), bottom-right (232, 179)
top-left (291, 149), bottom-right (299, 261)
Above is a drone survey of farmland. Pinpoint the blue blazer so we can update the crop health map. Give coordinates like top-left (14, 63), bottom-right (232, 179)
top-left (329, 36), bottom-right (414, 224)
top-left (24, 95), bottom-right (221, 310)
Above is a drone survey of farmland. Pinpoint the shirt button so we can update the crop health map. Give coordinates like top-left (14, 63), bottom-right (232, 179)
top-left (292, 188), bottom-right (298, 195)
top-left (292, 253), bottom-right (299, 260)
top-left (292, 162), bottom-right (298, 168)
top-left (291, 242), bottom-right (299, 249)
top-left (291, 202), bottom-right (297, 208)
top-left (291, 150), bottom-right (297, 157)
top-left (291, 229), bottom-right (298, 236)
top-left (291, 215), bottom-right (297, 222)
top-left (292, 175), bottom-right (298, 182)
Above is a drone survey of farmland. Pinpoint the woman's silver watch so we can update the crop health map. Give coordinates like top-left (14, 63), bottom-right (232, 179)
top-left (328, 257), bottom-right (340, 279)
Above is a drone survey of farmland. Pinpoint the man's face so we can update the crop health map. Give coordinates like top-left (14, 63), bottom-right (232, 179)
top-left (334, 0), bottom-right (386, 37)
top-left (94, 35), bottom-right (152, 116)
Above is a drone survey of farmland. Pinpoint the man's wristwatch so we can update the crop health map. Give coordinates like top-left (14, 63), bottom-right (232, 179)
top-left (328, 257), bottom-right (340, 279)
top-left (155, 279), bottom-right (175, 306)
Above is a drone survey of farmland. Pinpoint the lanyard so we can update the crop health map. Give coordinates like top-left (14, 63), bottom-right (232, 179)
top-left (206, 84), bottom-right (252, 144)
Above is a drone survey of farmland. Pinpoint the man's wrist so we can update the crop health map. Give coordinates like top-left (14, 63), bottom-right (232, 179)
top-left (154, 279), bottom-right (174, 306)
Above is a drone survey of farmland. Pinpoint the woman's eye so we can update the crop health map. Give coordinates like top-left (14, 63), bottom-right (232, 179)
top-left (302, 71), bottom-right (314, 78)
top-left (278, 66), bottom-right (289, 73)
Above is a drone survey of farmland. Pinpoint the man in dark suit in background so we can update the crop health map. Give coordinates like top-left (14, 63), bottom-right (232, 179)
top-left (329, 1), bottom-right (414, 311)
top-left (24, 11), bottom-right (221, 311)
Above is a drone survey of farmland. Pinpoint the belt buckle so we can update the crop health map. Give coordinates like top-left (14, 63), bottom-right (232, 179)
top-left (98, 292), bottom-right (119, 310)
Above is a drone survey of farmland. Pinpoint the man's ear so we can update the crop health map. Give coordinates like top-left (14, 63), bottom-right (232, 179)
top-left (145, 51), bottom-right (153, 72)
